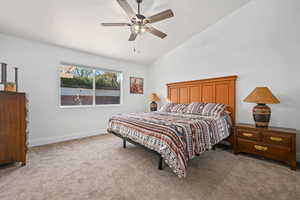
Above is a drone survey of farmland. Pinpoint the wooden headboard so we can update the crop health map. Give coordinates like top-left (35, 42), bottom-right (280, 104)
top-left (166, 76), bottom-right (237, 123)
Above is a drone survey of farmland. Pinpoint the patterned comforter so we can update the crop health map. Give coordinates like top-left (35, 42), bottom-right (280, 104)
top-left (107, 112), bottom-right (231, 178)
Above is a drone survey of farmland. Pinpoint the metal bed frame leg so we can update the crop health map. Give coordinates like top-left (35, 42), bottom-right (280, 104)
top-left (123, 139), bottom-right (126, 149)
top-left (158, 155), bottom-right (163, 170)
top-left (114, 132), bottom-right (165, 171)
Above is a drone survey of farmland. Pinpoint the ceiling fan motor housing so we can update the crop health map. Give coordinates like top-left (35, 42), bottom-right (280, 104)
top-left (136, 14), bottom-right (146, 20)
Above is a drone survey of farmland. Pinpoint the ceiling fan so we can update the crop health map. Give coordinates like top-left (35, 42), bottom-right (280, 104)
top-left (101, 0), bottom-right (174, 41)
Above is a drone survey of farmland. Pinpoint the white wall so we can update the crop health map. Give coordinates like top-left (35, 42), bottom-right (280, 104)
top-left (0, 33), bottom-right (147, 146)
top-left (147, 0), bottom-right (300, 159)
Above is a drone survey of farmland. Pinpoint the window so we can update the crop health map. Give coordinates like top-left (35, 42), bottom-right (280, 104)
top-left (59, 64), bottom-right (122, 107)
top-left (94, 69), bottom-right (121, 105)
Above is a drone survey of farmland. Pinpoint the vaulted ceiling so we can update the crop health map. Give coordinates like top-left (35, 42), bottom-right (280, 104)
top-left (0, 0), bottom-right (250, 64)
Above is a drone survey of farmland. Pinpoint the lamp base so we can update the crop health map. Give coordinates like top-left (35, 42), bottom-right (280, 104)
top-left (253, 104), bottom-right (271, 128)
top-left (150, 101), bottom-right (157, 112)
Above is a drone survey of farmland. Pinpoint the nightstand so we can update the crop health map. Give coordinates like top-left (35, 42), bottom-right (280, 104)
top-left (234, 123), bottom-right (297, 170)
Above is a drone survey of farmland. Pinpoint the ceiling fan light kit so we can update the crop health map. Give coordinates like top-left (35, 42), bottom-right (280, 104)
top-left (101, 0), bottom-right (174, 41)
top-left (131, 24), bottom-right (146, 35)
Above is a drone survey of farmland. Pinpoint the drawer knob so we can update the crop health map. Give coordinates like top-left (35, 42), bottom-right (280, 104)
top-left (270, 136), bottom-right (283, 142)
top-left (254, 145), bottom-right (268, 151)
top-left (242, 133), bottom-right (253, 137)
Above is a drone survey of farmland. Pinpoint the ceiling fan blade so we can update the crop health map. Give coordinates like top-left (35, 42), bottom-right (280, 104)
top-left (145, 26), bottom-right (167, 39)
top-left (101, 23), bottom-right (130, 27)
top-left (129, 33), bottom-right (137, 41)
top-left (117, 0), bottom-right (136, 19)
top-left (146, 9), bottom-right (174, 24)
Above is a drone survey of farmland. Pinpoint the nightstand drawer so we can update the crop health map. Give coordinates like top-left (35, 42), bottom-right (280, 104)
top-left (262, 132), bottom-right (292, 147)
top-left (237, 129), bottom-right (261, 141)
top-left (237, 139), bottom-right (291, 159)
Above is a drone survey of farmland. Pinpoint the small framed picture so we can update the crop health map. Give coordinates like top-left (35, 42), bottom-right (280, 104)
top-left (130, 77), bottom-right (144, 94)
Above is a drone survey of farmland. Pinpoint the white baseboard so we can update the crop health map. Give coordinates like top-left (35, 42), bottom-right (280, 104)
top-left (29, 129), bottom-right (108, 147)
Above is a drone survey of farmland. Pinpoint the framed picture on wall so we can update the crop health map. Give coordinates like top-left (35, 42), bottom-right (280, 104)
top-left (130, 77), bottom-right (144, 94)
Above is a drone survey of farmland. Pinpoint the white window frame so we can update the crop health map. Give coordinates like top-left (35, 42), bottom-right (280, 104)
top-left (58, 62), bottom-right (123, 108)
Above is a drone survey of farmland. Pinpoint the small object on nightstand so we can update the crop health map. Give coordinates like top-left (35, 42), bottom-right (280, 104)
top-left (234, 123), bottom-right (297, 170)
top-left (244, 87), bottom-right (280, 128)
top-left (148, 93), bottom-right (160, 111)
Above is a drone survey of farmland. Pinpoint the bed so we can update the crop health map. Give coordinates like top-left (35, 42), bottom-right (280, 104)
top-left (107, 76), bottom-right (237, 177)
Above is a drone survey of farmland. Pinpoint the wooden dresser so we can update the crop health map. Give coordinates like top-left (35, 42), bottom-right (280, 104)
top-left (234, 123), bottom-right (297, 170)
top-left (0, 91), bottom-right (27, 166)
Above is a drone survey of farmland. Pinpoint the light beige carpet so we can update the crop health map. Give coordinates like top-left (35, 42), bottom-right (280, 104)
top-left (0, 134), bottom-right (299, 200)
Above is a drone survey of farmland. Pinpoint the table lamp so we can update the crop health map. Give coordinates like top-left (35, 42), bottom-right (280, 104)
top-left (244, 87), bottom-right (280, 128)
top-left (149, 93), bottom-right (160, 111)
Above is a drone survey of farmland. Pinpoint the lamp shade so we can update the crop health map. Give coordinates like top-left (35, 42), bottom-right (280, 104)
top-left (244, 87), bottom-right (280, 104)
top-left (148, 93), bottom-right (160, 102)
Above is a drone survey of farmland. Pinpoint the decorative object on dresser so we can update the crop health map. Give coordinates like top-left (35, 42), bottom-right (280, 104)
top-left (0, 91), bottom-right (27, 166)
top-left (234, 123), bottom-right (297, 170)
top-left (0, 63), bottom-right (19, 92)
top-left (0, 63), bottom-right (7, 91)
top-left (4, 83), bottom-right (17, 92)
top-left (148, 93), bottom-right (160, 111)
top-left (244, 87), bottom-right (280, 128)
top-left (1, 63), bottom-right (7, 83)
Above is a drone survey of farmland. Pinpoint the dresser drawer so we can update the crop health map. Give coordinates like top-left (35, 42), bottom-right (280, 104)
top-left (237, 129), bottom-right (261, 141)
top-left (237, 139), bottom-right (292, 160)
top-left (262, 132), bottom-right (292, 147)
